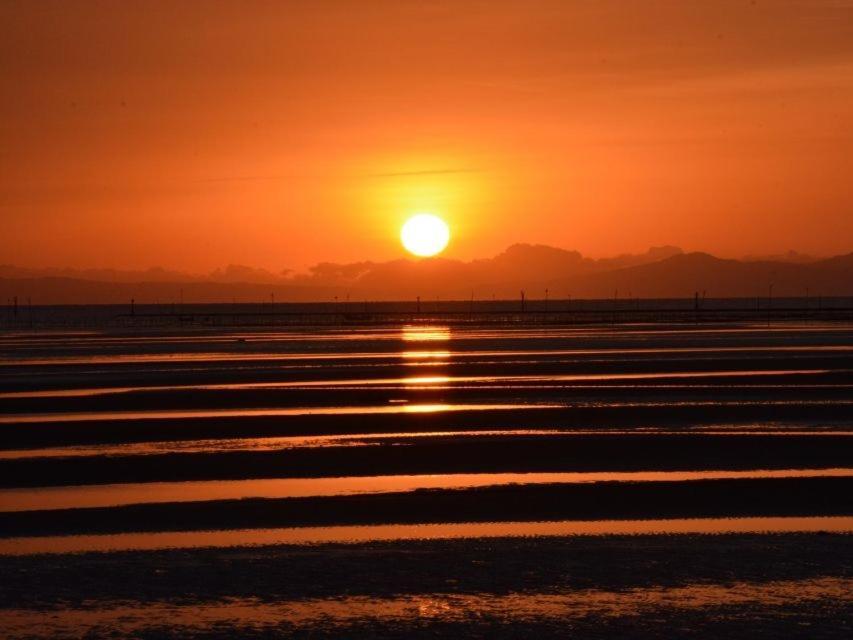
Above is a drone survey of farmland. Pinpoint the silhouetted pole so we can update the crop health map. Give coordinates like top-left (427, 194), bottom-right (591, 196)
top-left (520, 290), bottom-right (526, 313)
top-left (767, 283), bottom-right (774, 327)
top-left (13, 296), bottom-right (17, 319)
top-left (805, 286), bottom-right (810, 324)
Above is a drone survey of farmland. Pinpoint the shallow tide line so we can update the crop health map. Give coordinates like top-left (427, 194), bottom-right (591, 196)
top-left (2, 516), bottom-right (852, 555)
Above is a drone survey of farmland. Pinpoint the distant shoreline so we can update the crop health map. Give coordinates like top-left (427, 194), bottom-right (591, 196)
top-left (2, 296), bottom-right (853, 329)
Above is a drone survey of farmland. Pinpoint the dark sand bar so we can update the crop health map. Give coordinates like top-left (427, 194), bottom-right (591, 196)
top-left (2, 477), bottom-right (851, 538)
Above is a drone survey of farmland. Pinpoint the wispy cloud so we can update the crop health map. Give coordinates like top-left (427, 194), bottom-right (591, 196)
top-left (196, 175), bottom-right (292, 183)
top-left (366, 168), bottom-right (482, 178)
top-left (197, 168), bottom-right (482, 183)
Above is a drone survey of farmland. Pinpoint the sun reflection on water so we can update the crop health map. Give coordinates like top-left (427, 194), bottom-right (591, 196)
top-left (402, 376), bottom-right (452, 385)
top-left (401, 326), bottom-right (451, 342)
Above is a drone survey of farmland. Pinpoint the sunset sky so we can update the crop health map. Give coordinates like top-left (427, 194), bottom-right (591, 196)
top-left (2, 0), bottom-right (852, 273)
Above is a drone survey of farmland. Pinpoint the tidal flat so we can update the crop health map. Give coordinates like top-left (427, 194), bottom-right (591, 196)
top-left (1, 320), bottom-right (852, 637)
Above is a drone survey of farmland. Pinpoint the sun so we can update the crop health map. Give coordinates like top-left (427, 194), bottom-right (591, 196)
top-left (401, 214), bottom-right (450, 257)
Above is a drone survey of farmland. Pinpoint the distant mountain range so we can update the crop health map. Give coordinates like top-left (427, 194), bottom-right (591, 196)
top-left (1, 245), bottom-right (851, 304)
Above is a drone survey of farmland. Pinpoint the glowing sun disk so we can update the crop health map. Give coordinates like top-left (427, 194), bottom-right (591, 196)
top-left (401, 214), bottom-right (450, 257)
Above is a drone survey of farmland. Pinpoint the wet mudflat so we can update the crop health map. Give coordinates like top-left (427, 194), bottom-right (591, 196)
top-left (1, 321), bottom-right (852, 637)
top-left (1, 534), bottom-right (851, 638)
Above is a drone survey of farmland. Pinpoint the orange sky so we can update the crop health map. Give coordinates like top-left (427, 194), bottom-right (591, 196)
top-left (1, 1), bottom-right (852, 272)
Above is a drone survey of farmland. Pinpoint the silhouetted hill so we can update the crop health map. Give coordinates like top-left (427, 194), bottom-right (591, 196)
top-left (557, 252), bottom-right (853, 299)
top-left (741, 250), bottom-right (820, 264)
top-left (0, 277), bottom-right (335, 305)
top-left (0, 264), bottom-right (288, 285)
top-left (287, 244), bottom-right (684, 299)
top-left (1, 247), bottom-right (850, 304)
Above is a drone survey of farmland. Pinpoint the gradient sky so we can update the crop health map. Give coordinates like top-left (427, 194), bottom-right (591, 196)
top-left (2, 0), bottom-right (852, 272)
